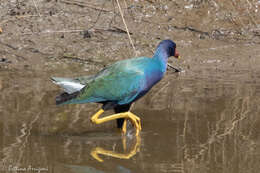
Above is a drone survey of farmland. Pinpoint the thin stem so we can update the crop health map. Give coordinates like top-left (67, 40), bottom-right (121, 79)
top-left (116, 0), bottom-right (137, 57)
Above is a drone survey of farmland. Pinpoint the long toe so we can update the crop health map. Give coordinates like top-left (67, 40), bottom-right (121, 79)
top-left (131, 113), bottom-right (141, 130)
top-left (127, 113), bottom-right (141, 134)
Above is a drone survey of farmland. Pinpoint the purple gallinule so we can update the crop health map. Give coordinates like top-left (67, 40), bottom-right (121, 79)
top-left (51, 39), bottom-right (180, 135)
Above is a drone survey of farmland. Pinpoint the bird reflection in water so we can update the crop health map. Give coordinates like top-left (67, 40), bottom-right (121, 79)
top-left (90, 133), bottom-right (141, 162)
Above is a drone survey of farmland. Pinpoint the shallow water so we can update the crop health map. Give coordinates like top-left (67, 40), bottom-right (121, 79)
top-left (1, 0), bottom-right (260, 173)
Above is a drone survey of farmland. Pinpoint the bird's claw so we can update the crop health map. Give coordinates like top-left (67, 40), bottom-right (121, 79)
top-left (121, 112), bottom-right (141, 136)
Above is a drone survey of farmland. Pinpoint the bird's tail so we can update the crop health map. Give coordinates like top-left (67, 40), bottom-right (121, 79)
top-left (56, 91), bottom-right (80, 105)
top-left (51, 77), bottom-right (85, 94)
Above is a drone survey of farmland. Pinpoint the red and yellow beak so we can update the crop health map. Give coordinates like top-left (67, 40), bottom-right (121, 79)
top-left (174, 50), bottom-right (180, 59)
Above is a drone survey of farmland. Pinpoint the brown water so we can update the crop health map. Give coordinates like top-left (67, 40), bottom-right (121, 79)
top-left (1, 0), bottom-right (260, 173)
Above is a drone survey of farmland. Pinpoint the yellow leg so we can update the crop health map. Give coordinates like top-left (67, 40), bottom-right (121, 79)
top-left (91, 109), bottom-right (141, 136)
top-left (122, 135), bottom-right (127, 151)
top-left (122, 119), bottom-right (127, 134)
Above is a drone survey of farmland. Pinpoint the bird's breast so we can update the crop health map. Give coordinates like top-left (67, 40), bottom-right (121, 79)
top-left (143, 69), bottom-right (164, 91)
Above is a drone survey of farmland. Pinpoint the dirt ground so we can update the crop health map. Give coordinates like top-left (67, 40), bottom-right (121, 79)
top-left (1, 0), bottom-right (260, 72)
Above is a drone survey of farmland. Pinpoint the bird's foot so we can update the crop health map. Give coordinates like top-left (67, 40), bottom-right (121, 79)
top-left (90, 109), bottom-right (141, 136)
top-left (121, 112), bottom-right (141, 136)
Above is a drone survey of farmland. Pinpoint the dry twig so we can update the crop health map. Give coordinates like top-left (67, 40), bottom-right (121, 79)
top-left (22, 29), bottom-right (85, 35)
top-left (60, 0), bottom-right (111, 12)
top-left (116, 0), bottom-right (137, 56)
top-left (32, 0), bottom-right (41, 17)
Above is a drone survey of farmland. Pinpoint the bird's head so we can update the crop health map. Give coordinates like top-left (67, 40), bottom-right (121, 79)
top-left (157, 39), bottom-right (180, 59)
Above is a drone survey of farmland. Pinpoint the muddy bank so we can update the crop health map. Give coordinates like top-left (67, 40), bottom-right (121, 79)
top-left (0, 0), bottom-right (260, 71)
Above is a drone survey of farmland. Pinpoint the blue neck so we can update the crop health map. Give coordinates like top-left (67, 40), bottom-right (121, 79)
top-left (152, 48), bottom-right (169, 73)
